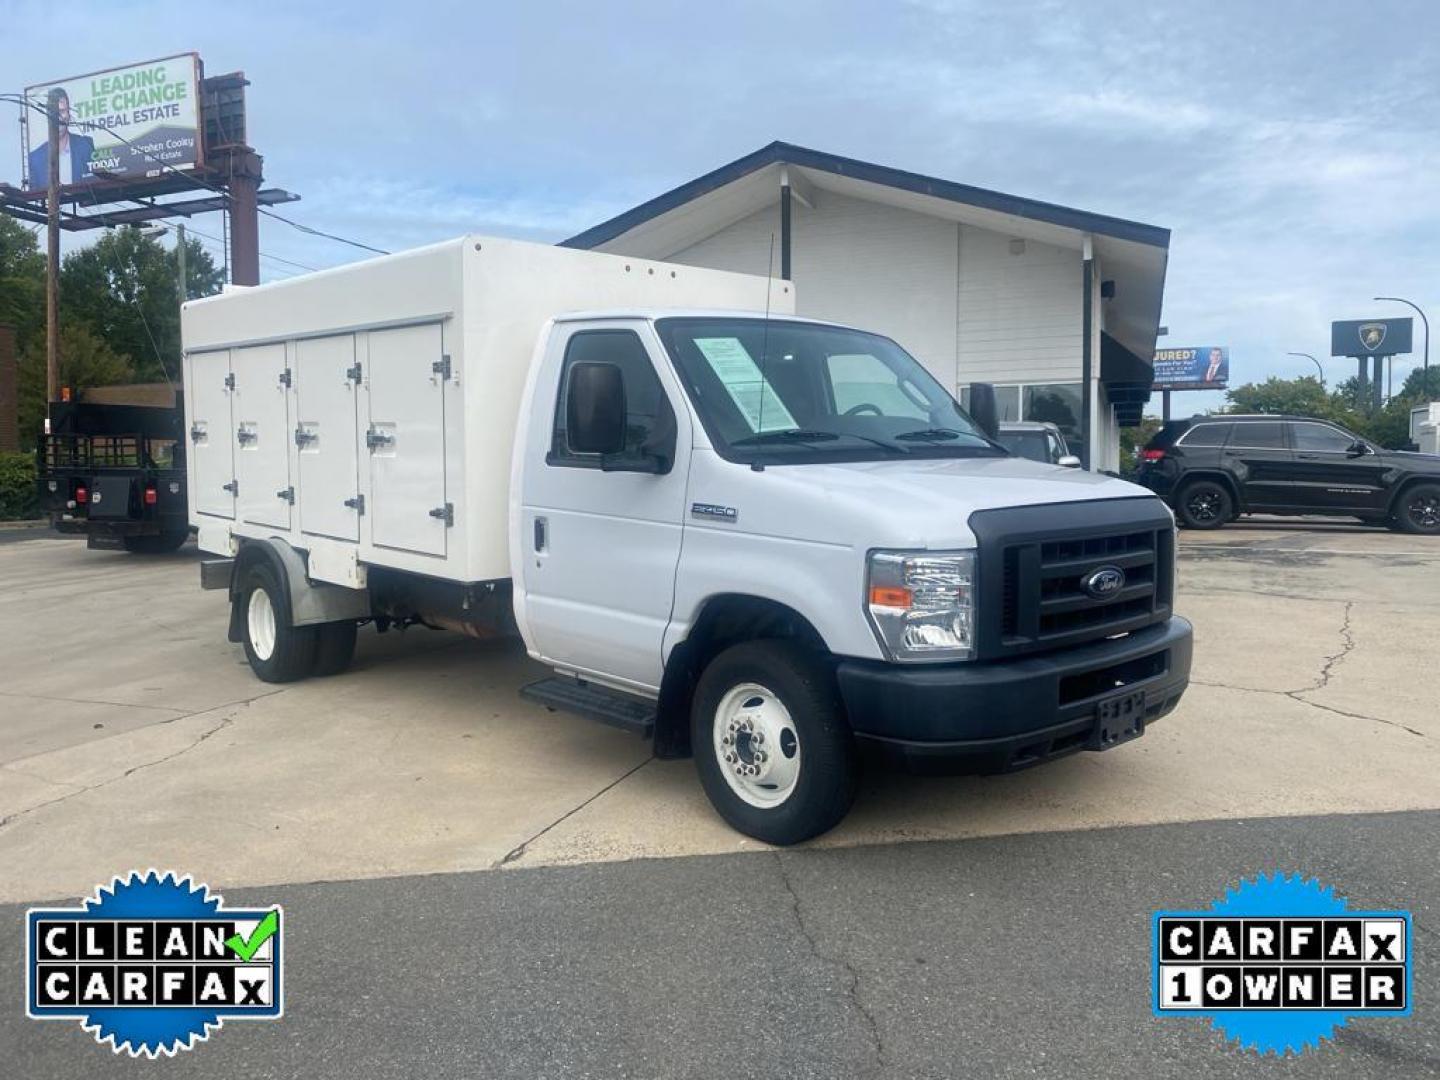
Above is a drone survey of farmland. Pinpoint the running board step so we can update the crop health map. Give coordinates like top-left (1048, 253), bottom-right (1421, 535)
top-left (520, 677), bottom-right (655, 738)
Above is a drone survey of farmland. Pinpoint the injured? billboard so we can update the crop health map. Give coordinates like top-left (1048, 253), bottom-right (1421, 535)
top-left (22, 53), bottom-right (202, 191)
top-left (1152, 346), bottom-right (1229, 391)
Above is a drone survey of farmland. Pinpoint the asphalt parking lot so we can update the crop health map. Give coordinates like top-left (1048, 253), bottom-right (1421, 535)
top-left (1, 518), bottom-right (1437, 1076)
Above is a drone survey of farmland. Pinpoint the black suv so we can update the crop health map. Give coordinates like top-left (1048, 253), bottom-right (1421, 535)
top-left (1136, 414), bottom-right (1440, 534)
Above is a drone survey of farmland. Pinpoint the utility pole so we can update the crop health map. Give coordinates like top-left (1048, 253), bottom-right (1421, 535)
top-left (176, 223), bottom-right (188, 307)
top-left (45, 88), bottom-right (61, 419)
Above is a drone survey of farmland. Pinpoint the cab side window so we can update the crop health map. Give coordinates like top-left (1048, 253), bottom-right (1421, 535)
top-left (1293, 423), bottom-right (1355, 452)
top-left (550, 330), bottom-right (674, 467)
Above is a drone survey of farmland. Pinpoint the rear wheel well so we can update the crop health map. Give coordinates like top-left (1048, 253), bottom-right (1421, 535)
top-left (654, 595), bottom-right (830, 759)
top-left (1174, 472), bottom-right (1242, 512)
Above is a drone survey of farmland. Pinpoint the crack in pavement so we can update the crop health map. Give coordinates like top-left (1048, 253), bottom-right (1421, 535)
top-left (1191, 600), bottom-right (1426, 740)
top-left (495, 755), bottom-right (654, 868)
top-left (0, 702), bottom-right (251, 833)
top-left (1297, 600), bottom-right (1356, 694)
top-left (775, 851), bottom-right (885, 1075)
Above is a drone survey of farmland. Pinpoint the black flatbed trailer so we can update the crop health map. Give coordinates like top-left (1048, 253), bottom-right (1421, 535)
top-left (36, 402), bottom-right (191, 553)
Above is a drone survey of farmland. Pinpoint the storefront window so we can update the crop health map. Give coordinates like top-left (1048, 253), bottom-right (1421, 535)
top-left (1023, 383), bottom-right (1083, 459)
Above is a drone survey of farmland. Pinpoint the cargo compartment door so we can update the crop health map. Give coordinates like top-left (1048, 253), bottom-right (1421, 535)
top-left (366, 323), bottom-right (447, 557)
top-left (231, 343), bottom-right (293, 529)
top-left (185, 351), bottom-right (236, 519)
top-left (295, 334), bottom-right (361, 541)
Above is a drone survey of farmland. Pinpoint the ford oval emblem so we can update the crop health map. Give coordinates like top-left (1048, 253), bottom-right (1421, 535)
top-left (1081, 565), bottom-right (1126, 600)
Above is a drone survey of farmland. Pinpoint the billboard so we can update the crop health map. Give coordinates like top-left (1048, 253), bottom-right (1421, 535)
top-left (1330, 317), bottom-right (1413, 358)
top-left (22, 53), bottom-right (201, 191)
top-left (1152, 346), bottom-right (1229, 391)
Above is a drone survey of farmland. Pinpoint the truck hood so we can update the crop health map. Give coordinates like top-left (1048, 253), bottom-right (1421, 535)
top-left (710, 452), bottom-right (1164, 552)
top-left (790, 455), bottom-right (1151, 510)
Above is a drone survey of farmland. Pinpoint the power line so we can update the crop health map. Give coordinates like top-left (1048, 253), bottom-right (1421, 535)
top-left (150, 218), bottom-right (320, 273)
top-left (3, 92), bottom-right (390, 257)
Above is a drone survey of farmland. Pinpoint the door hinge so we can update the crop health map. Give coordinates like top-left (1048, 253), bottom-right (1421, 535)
top-left (294, 426), bottom-right (318, 447)
top-left (344, 494), bottom-right (365, 514)
top-left (433, 354), bottom-right (452, 380)
top-left (276, 486), bottom-right (295, 504)
top-left (429, 503), bottom-right (454, 527)
top-left (222, 480), bottom-right (238, 495)
top-left (347, 362), bottom-right (363, 383)
top-left (279, 368), bottom-right (292, 388)
top-left (223, 372), bottom-right (236, 390)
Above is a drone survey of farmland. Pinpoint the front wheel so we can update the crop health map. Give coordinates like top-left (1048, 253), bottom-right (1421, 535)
top-left (690, 640), bottom-right (858, 845)
top-left (1395, 483), bottom-right (1440, 535)
top-left (1175, 480), bottom-right (1232, 529)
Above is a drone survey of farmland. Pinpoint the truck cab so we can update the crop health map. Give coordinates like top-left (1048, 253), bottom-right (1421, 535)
top-left (512, 312), bottom-right (1191, 842)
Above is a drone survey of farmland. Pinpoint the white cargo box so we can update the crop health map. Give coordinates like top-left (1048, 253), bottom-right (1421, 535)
top-left (181, 236), bottom-right (792, 585)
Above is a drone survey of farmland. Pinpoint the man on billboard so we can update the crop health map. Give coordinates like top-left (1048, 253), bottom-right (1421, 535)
top-left (25, 89), bottom-right (94, 189)
top-left (1204, 348), bottom-right (1225, 384)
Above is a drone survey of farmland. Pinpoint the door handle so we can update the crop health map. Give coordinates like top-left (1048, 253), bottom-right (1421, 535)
top-left (534, 517), bottom-right (547, 552)
top-left (365, 428), bottom-right (395, 451)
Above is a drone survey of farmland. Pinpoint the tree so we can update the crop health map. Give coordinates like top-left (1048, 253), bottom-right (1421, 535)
top-left (17, 323), bottom-right (134, 445)
top-left (1224, 375), bottom-right (1333, 418)
top-left (0, 215), bottom-right (45, 356)
top-left (59, 226), bottom-right (222, 386)
top-left (1398, 365), bottom-right (1440, 401)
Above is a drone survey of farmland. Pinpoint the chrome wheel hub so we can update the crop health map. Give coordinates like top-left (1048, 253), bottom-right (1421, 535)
top-left (713, 683), bottom-right (801, 808)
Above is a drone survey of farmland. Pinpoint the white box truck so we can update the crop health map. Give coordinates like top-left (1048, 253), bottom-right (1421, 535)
top-left (184, 235), bottom-right (1192, 844)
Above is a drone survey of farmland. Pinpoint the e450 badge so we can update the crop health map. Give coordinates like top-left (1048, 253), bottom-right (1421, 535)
top-left (26, 870), bottom-right (283, 1057)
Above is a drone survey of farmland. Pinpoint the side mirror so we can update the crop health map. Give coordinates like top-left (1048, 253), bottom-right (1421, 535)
top-left (1347, 440), bottom-right (1370, 457)
top-left (1057, 454), bottom-right (1082, 468)
top-left (566, 361), bottom-right (627, 455)
top-left (968, 383), bottom-right (1000, 441)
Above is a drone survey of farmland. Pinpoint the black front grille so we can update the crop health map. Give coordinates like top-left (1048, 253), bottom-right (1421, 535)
top-left (973, 499), bottom-right (1175, 660)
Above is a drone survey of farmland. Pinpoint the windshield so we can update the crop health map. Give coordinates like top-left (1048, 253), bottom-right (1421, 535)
top-left (656, 317), bottom-right (997, 464)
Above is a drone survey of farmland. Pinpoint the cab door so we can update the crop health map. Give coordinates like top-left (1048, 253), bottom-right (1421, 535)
top-left (1222, 420), bottom-right (1293, 509)
top-left (517, 323), bottom-right (691, 691)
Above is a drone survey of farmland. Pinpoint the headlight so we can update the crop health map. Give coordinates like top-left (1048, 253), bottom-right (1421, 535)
top-left (865, 550), bottom-right (975, 662)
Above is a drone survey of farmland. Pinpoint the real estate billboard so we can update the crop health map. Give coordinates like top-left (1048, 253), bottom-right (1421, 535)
top-left (22, 53), bottom-right (202, 191)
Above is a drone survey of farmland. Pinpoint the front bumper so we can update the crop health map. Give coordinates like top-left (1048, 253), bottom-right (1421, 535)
top-left (836, 616), bottom-right (1193, 773)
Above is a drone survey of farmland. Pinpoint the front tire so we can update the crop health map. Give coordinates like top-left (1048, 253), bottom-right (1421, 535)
top-left (237, 562), bottom-right (317, 682)
top-left (1175, 480), bottom-right (1232, 530)
top-left (1395, 483), bottom-right (1440, 535)
top-left (691, 640), bottom-right (858, 845)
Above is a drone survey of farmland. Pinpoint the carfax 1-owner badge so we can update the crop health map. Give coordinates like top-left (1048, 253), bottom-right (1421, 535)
top-left (1153, 872), bottom-right (1411, 1055)
top-left (26, 870), bottom-right (283, 1057)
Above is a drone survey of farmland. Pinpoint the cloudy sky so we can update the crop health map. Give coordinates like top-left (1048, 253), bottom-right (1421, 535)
top-left (7, 0), bottom-right (1437, 413)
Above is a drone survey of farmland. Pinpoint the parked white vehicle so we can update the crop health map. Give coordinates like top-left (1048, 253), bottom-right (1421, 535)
top-left (184, 235), bottom-right (1192, 843)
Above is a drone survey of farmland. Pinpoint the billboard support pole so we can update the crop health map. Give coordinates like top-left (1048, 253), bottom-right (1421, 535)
top-left (227, 151), bottom-right (263, 287)
top-left (44, 88), bottom-right (62, 416)
top-left (1162, 390), bottom-right (1171, 422)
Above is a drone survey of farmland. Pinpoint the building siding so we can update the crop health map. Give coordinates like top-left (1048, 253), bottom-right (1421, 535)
top-left (667, 191), bottom-right (1083, 402)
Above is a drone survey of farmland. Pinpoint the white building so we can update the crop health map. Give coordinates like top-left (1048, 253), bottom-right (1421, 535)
top-left (562, 142), bottom-right (1167, 471)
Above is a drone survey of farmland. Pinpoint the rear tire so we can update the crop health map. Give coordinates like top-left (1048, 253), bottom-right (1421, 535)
top-left (1175, 480), bottom-right (1232, 530)
top-left (1394, 483), bottom-right (1440, 535)
top-left (123, 528), bottom-right (189, 554)
top-left (691, 640), bottom-right (858, 845)
top-left (237, 562), bottom-right (317, 683)
top-left (312, 620), bottom-right (359, 676)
